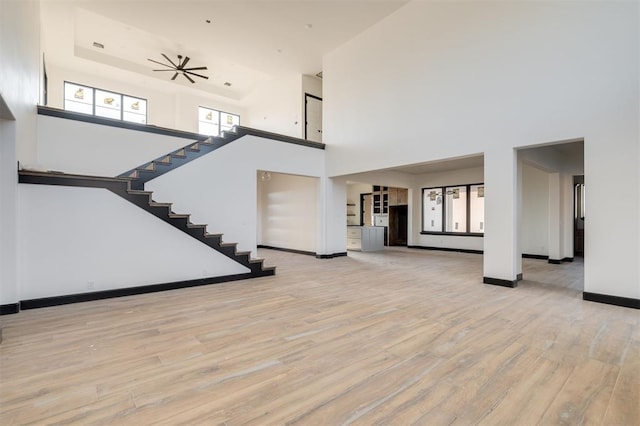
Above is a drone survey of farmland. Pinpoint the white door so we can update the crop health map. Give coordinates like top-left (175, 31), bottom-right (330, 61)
top-left (305, 94), bottom-right (322, 143)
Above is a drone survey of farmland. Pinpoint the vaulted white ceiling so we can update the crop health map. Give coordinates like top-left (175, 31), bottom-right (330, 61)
top-left (40, 0), bottom-right (409, 100)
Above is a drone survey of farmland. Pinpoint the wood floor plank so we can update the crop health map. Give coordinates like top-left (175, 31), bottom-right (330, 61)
top-left (1, 248), bottom-right (638, 424)
top-left (603, 340), bottom-right (640, 425)
top-left (539, 358), bottom-right (620, 425)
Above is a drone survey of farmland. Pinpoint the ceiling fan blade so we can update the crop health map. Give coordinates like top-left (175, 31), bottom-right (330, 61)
top-left (180, 56), bottom-right (190, 68)
top-left (171, 72), bottom-right (178, 80)
top-left (148, 58), bottom-right (174, 68)
top-left (153, 69), bottom-right (177, 72)
top-left (182, 66), bottom-right (208, 71)
top-left (161, 53), bottom-right (179, 68)
top-left (183, 73), bottom-right (195, 84)
top-left (184, 70), bottom-right (209, 79)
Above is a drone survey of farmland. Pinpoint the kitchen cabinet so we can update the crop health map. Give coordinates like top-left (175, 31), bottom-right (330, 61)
top-left (347, 226), bottom-right (385, 252)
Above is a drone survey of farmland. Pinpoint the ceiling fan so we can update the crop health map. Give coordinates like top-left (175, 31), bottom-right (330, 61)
top-left (148, 54), bottom-right (208, 83)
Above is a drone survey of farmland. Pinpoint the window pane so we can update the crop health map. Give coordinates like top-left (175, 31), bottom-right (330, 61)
top-left (220, 112), bottom-right (239, 133)
top-left (123, 96), bottom-right (146, 114)
top-left (199, 107), bottom-right (219, 124)
top-left (122, 96), bottom-right (147, 124)
top-left (123, 111), bottom-right (147, 124)
top-left (95, 90), bottom-right (122, 119)
top-left (199, 107), bottom-right (220, 135)
top-left (445, 186), bottom-right (467, 232)
top-left (470, 184), bottom-right (485, 233)
top-left (423, 188), bottom-right (443, 232)
top-left (199, 121), bottom-right (219, 136)
top-left (64, 83), bottom-right (93, 114)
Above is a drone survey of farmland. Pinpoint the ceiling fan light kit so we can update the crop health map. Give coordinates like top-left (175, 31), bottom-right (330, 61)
top-left (148, 53), bottom-right (208, 84)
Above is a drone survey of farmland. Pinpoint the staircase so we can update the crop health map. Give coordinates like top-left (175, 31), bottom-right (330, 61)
top-left (18, 171), bottom-right (275, 277)
top-left (18, 119), bottom-right (326, 302)
top-left (119, 130), bottom-right (238, 191)
top-left (119, 125), bottom-right (323, 190)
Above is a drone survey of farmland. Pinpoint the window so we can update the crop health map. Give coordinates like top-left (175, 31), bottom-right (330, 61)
top-left (198, 106), bottom-right (240, 136)
top-left (469, 184), bottom-right (485, 232)
top-left (423, 188), bottom-right (443, 232)
top-left (422, 183), bottom-right (484, 235)
top-left (64, 82), bottom-right (147, 124)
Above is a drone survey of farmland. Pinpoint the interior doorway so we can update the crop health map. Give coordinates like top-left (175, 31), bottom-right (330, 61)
top-left (388, 205), bottom-right (408, 246)
top-left (304, 93), bottom-right (322, 143)
top-left (360, 193), bottom-right (373, 226)
top-left (573, 175), bottom-right (585, 257)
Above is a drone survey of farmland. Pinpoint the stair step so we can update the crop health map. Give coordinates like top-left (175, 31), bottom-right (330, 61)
top-left (142, 163), bottom-right (155, 171)
top-left (149, 202), bottom-right (172, 207)
top-left (204, 233), bottom-right (223, 238)
top-left (157, 155), bottom-right (172, 164)
top-left (186, 223), bottom-right (207, 229)
top-left (128, 190), bottom-right (153, 196)
top-left (127, 171), bottom-right (138, 179)
top-left (168, 213), bottom-right (190, 219)
top-left (200, 137), bottom-right (214, 145)
top-left (220, 242), bottom-right (237, 247)
top-left (172, 149), bottom-right (186, 158)
top-left (249, 258), bottom-right (265, 264)
top-left (186, 143), bottom-right (200, 151)
top-left (236, 250), bottom-right (251, 256)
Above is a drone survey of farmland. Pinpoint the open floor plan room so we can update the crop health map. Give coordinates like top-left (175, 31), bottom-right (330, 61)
top-left (1, 248), bottom-right (638, 424)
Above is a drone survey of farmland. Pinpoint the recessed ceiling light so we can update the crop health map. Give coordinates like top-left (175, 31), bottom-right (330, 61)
top-left (92, 42), bottom-right (104, 49)
top-left (277, 48), bottom-right (283, 54)
top-left (224, 82), bottom-right (232, 87)
top-left (205, 19), bottom-right (211, 24)
top-left (305, 23), bottom-right (313, 30)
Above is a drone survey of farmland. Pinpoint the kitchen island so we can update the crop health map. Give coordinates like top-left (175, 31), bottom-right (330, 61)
top-left (346, 226), bottom-right (385, 252)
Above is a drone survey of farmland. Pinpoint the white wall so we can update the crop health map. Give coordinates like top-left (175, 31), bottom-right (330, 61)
top-left (324, 2), bottom-right (639, 297)
top-left (302, 75), bottom-right (322, 99)
top-left (244, 74), bottom-right (303, 138)
top-left (522, 164), bottom-right (549, 256)
top-left (0, 120), bottom-right (18, 307)
top-left (302, 74), bottom-right (323, 139)
top-left (0, 0), bottom-right (40, 306)
top-left (18, 185), bottom-right (249, 300)
top-left (147, 135), bottom-right (325, 256)
top-left (45, 64), bottom-right (246, 134)
top-left (36, 114), bottom-right (197, 176)
top-left (257, 172), bottom-right (318, 253)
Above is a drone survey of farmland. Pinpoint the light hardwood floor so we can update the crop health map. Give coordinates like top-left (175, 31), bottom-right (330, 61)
top-left (1, 248), bottom-right (638, 425)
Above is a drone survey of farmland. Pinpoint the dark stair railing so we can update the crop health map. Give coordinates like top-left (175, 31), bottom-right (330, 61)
top-left (119, 126), bottom-right (324, 190)
top-left (18, 171), bottom-right (275, 277)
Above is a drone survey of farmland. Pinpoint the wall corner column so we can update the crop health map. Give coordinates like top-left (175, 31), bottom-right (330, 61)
top-left (317, 176), bottom-right (347, 257)
top-left (483, 148), bottom-right (521, 287)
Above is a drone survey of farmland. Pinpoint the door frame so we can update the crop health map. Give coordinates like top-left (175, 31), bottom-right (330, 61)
top-left (304, 93), bottom-right (322, 141)
top-left (360, 192), bottom-right (372, 226)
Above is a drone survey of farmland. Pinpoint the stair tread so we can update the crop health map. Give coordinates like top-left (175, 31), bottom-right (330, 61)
top-left (149, 202), bottom-right (172, 207)
top-left (186, 223), bottom-right (207, 228)
top-left (204, 233), bottom-right (223, 237)
top-left (128, 190), bottom-right (153, 195)
top-left (168, 213), bottom-right (190, 218)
